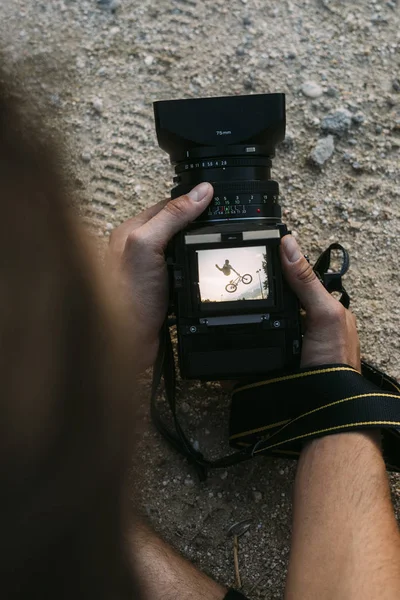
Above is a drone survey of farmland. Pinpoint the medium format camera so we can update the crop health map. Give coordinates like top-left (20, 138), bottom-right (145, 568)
top-left (154, 94), bottom-right (301, 380)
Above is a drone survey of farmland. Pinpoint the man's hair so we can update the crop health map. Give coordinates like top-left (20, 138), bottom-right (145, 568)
top-left (0, 65), bottom-right (142, 598)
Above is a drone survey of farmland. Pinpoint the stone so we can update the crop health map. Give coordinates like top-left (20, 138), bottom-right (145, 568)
top-left (97, 0), bottom-right (120, 12)
top-left (321, 109), bottom-right (352, 136)
top-left (309, 135), bottom-right (335, 166)
top-left (392, 79), bottom-right (400, 92)
top-left (348, 219), bottom-right (362, 230)
top-left (301, 81), bottom-right (323, 98)
top-left (92, 97), bottom-right (103, 114)
top-left (253, 491), bottom-right (263, 503)
top-left (81, 150), bottom-right (92, 163)
top-left (325, 87), bottom-right (338, 97)
top-left (144, 55), bottom-right (154, 66)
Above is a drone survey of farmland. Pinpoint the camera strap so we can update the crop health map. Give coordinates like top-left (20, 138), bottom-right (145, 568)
top-left (150, 244), bottom-right (400, 479)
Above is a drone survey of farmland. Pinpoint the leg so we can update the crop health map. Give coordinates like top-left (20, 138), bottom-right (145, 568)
top-left (127, 520), bottom-right (227, 600)
top-left (285, 432), bottom-right (400, 599)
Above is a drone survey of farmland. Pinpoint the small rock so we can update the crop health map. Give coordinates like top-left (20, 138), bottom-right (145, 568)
top-left (243, 16), bottom-right (252, 26)
top-left (348, 219), bottom-right (362, 230)
top-left (348, 138), bottom-right (357, 146)
top-left (243, 77), bottom-right (255, 90)
top-left (236, 47), bottom-right (245, 56)
top-left (220, 471), bottom-right (228, 480)
top-left (392, 79), bottom-right (400, 92)
top-left (81, 150), bottom-right (92, 163)
top-left (253, 491), bottom-right (263, 503)
top-left (301, 81), bottom-right (323, 99)
top-left (97, 0), bottom-right (120, 12)
top-left (325, 87), bottom-right (338, 98)
top-left (375, 124), bottom-right (383, 134)
top-left (49, 93), bottom-right (61, 107)
top-left (92, 97), bottom-right (103, 114)
top-left (321, 109), bottom-right (352, 136)
top-left (184, 476), bottom-right (194, 487)
top-left (309, 135), bottom-right (335, 166)
top-left (181, 401), bottom-right (190, 413)
top-left (281, 130), bottom-right (294, 150)
top-left (352, 113), bottom-right (365, 125)
top-left (134, 184), bottom-right (142, 195)
top-left (144, 55), bottom-right (154, 67)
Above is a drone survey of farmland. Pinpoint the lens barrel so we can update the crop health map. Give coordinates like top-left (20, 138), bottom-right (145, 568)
top-left (170, 144), bottom-right (281, 222)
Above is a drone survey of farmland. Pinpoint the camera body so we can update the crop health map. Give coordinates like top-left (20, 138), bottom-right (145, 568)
top-left (154, 94), bottom-right (302, 380)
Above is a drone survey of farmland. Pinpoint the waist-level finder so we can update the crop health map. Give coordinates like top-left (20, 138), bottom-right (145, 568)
top-left (153, 94), bottom-right (301, 380)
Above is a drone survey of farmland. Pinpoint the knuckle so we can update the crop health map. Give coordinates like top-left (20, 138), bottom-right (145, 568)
top-left (125, 229), bottom-right (145, 249)
top-left (163, 197), bottom-right (190, 220)
top-left (328, 301), bottom-right (347, 323)
top-left (295, 260), bottom-right (317, 285)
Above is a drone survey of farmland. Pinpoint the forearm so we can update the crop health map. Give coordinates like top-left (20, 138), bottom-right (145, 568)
top-left (285, 432), bottom-right (400, 599)
top-left (128, 520), bottom-right (227, 600)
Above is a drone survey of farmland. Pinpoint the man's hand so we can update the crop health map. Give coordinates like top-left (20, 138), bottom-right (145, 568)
top-left (280, 235), bottom-right (361, 371)
top-left (106, 182), bottom-right (213, 371)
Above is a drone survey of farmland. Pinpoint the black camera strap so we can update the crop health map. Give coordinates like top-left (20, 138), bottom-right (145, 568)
top-left (150, 244), bottom-right (400, 479)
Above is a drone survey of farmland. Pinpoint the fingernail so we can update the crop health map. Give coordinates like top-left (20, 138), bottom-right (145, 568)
top-left (282, 235), bottom-right (301, 263)
top-left (187, 182), bottom-right (211, 202)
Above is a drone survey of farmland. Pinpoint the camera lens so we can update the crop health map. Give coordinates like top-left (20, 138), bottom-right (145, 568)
top-left (170, 144), bottom-right (281, 223)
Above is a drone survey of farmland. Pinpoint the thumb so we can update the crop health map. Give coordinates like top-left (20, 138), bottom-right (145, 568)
top-left (140, 182), bottom-right (213, 248)
top-left (280, 235), bottom-right (335, 314)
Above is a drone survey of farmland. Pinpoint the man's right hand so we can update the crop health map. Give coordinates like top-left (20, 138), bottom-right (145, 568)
top-left (280, 235), bottom-right (361, 372)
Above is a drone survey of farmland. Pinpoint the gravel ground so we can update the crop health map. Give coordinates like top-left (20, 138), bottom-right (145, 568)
top-left (2, 0), bottom-right (400, 597)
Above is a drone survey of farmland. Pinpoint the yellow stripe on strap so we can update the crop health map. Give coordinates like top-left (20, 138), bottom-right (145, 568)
top-left (233, 366), bottom-right (358, 395)
top-left (255, 421), bottom-right (400, 454)
top-left (230, 392), bottom-right (400, 441)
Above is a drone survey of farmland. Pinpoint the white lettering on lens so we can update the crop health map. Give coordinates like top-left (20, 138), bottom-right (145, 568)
top-left (216, 130), bottom-right (232, 135)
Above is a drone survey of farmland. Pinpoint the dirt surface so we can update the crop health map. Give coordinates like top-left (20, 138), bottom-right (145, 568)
top-left (2, 0), bottom-right (400, 597)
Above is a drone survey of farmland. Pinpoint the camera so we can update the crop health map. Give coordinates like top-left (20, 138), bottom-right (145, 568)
top-left (154, 94), bottom-right (302, 380)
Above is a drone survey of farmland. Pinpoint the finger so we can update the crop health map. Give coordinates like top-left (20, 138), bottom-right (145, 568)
top-left (139, 182), bottom-right (214, 248)
top-left (280, 235), bottom-right (338, 315)
top-left (111, 198), bottom-right (171, 238)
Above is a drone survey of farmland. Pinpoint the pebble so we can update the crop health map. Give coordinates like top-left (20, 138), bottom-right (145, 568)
top-left (309, 135), bottom-right (335, 166)
top-left (253, 491), bottom-right (263, 503)
top-left (392, 79), bottom-right (400, 92)
top-left (220, 471), bottom-right (228, 480)
top-left (325, 87), bottom-right (338, 98)
top-left (243, 77), bottom-right (255, 90)
top-left (97, 0), bottom-right (120, 12)
top-left (348, 219), bottom-right (362, 230)
top-left (321, 109), bottom-right (352, 136)
top-left (81, 150), bottom-right (92, 163)
top-left (236, 47), bottom-right (245, 56)
top-left (92, 97), bottom-right (103, 114)
top-left (352, 113), bottom-right (365, 125)
top-left (144, 55), bottom-right (154, 66)
top-left (243, 16), bottom-right (252, 26)
top-left (184, 476), bottom-right (194, 487)
top-left (281, 130), bottom-right (294, 150)
top-left (301, 81), bottom-right (323, 99)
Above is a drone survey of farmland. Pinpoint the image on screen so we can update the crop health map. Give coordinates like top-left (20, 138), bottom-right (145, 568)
top-left (197, 246), bottom-right (269, 303)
